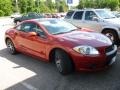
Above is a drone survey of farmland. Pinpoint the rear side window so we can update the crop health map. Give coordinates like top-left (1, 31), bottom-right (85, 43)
top-left (65, 11), bottom-right (74, 19)
top-left (73, 11), bottom-right (84, 20)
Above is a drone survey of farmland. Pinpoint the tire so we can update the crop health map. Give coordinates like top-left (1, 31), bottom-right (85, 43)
top-left (102, 30), bottom-right (120, 45)
top-left (55, 49), bottom-right (74, 75)
top-left (6, 39), bottom-right (17, 55)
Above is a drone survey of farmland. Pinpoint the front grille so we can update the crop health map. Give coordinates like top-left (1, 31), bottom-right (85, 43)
top-left (105, 45), bottom-right (117, 65)
top-left (105, 45), bottom-right (114, 53)
top-left (106, 51), bottom-right (117, 60)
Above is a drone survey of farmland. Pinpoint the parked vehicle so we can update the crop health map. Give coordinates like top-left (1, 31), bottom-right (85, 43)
top-left (64, 9), bottom-right (120, 45)
top-left (14, 12), bottom-right (44, 25)
top-left (11, 12), bottom-right (21, 18)
top-left (44, 13), bottom-right (52, 18)
top-left (112, 11), bottom-right (120, 18)
top-left (5, 19), bottom-right (117, 75)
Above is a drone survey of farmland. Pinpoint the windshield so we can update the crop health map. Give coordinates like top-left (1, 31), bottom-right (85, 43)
top-left (40, 20), bottom-right (77, 35)
top-left (96, 10), bottom-right (116, 19)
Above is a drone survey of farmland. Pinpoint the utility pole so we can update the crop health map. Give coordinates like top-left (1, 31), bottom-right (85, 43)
top-left (15, 0), bottom-right (19, 12)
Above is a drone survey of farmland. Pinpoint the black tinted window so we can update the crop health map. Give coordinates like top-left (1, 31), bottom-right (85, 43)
top-left (65, 11), bottom-right (74, 19)
top-left (21, 23), bottom-right (32, 32)
top-left (22, 22), bottom-right (46, 36)
top-left (85, 11), bottom-right (97, 20)
top-left (73, 11), bottom-right (84, 20)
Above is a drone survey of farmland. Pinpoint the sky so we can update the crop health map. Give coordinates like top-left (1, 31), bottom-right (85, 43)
top-left (67, 0), bottom-right (80, 6)
top-left (41, 0), bottom-right (80, 6)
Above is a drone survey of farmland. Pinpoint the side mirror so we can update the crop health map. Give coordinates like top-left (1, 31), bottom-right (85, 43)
top-left (37, 31), bottom-right (47, 39)
top-left (92, 17), bottom-right (99, 22)
top-left (28, 32), bottom-right (37, 36)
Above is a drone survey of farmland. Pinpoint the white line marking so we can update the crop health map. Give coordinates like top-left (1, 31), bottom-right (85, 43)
top-left (21, 82), bottom-right (38, 90)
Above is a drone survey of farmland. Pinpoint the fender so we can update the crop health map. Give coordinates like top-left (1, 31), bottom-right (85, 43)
top-left (102, 26), bottom-right (120, 39)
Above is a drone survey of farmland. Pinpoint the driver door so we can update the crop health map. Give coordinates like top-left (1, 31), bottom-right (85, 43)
top-left (15, 22), bottom-right (48, 59)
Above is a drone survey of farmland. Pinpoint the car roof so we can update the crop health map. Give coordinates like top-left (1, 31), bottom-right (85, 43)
top-left (69, 8), bottom-right (110, 11)
top-left (22, 18), bottom-right (64, 24)
top-left (28, 18), bottom-right (62, 22)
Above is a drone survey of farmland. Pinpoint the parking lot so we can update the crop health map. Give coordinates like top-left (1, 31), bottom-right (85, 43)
top-left (1, 17), bottom-right (120, 90)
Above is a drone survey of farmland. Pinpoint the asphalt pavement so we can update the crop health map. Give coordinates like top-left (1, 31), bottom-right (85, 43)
top-left (0, 18), bottom-right (120, 90)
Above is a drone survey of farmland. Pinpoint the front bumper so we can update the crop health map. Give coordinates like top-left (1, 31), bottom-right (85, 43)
top-left (70, 45), bottom-right (117, 71)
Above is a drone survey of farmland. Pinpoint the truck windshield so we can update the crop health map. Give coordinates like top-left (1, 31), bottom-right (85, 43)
top-left (96, 10), bottom-right (116, 19)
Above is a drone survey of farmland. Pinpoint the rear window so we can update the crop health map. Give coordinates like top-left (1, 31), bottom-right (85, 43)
top-left (65, 11), bottom-right (74, 19)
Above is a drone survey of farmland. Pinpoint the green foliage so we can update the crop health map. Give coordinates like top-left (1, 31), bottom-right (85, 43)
top-left (0, 10), bottom-right (5, 16)
top-left (77, 0), bottom-right (119, 10)
top-left (19, 0), bottom-right (35, 13)
top-left (58, 0), bottom-right (68, 12)
top-left (19, 0), bottom-right (27, 13)
top-left (0, 0), bottom-right (69, 16)
top-left (39, 2), bottom-right (51, 13)
top-left (27, 0), bottom-right (35, 12)
top-left (0, 0), bottom-right (12, 16)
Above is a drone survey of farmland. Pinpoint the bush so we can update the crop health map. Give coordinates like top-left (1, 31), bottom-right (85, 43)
top-left (0, 10), bottom-right (5, 16)
top-left (0, 0), bottom-right (12, 16)
top-left (77, 0), bottom-right (119, 10)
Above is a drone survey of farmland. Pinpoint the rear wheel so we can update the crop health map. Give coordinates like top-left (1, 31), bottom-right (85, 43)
top-left (55, 49), bottom-right (74, 75)
top-left (6, 39), bottom-right (17, 55)
top-left (102, 30), bottom-right (120, 45)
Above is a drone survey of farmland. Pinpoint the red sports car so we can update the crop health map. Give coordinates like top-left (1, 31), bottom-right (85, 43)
top-left (5, 19), bottom-right (117, 75)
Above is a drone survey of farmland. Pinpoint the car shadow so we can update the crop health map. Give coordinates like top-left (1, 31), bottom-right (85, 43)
top-left (0, 48), bottom-right (120, 90)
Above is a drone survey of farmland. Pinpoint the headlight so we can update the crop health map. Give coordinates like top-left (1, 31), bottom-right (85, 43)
top-left (73, 45), bottom-right (99, 55)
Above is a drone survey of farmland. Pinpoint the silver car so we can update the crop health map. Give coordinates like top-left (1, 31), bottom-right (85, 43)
top-left (64, 9), bottom-right (120, 45)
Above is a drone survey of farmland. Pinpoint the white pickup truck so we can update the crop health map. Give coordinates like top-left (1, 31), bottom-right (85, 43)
top-left (64, 9), bottom-right (120, 45)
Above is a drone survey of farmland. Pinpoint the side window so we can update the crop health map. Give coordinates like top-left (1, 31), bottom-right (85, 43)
top-left (65, 11), bottom-right (74, 19)
top-left (73, 11), bottom-right (84, 20)
top-left (29, 23), bottom-right (46, 37)
top-left (16, 22), bottom-right (46, 37)
top-left (15, 25), bottom-right (21, 30)
top-left (21, 23), bottom-right (31, 32)
top-left (36, 25), bottom-right (46, 37)
top-left (85, 11), bottom-right (97, 21)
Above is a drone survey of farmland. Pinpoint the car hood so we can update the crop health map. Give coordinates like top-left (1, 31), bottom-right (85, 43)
top-left (104, 18), bottom-right (120, 26)
top-left (56, 31), bottom-right (112, 47)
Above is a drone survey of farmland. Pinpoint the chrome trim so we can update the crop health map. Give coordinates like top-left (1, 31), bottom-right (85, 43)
top-left (106, 45), bottom-right (117, 56)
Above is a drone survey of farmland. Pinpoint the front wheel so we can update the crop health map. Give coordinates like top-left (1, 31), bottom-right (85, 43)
top-left (102, 30), bottom-right (120, 45)
top-left (55, 50), bottom-right (74, 75)
top-left (6, 39), bottom-right (17, 55)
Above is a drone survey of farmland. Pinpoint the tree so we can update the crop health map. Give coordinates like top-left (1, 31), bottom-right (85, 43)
top-left (45, 0), bottom-right (56, 13)
top-left (108, 0), bottom-right (119, 10)
top-left (0, 0), bottom-right (12, 16)
top-left (0, 10), bottom-right (5, 16)
top-left (39, 2), bottom-right (51, 13)
top-left (27, 0), bottom-right (35, 12)
top-left (77, 0), bottom-right (119, 10)
top-left (58, 0), bottom-right (68, 12)
top-left (19, 0), bottom-right (35, 13)
top-left (19, 0), bottom-right (28, 13)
